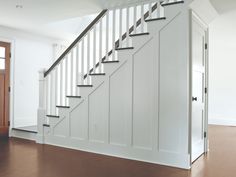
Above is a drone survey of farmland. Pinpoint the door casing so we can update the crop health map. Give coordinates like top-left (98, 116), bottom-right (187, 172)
top-left (0, 41), bottom-right (10, 138)
top-left (189, 10), bottom-right (209, 164)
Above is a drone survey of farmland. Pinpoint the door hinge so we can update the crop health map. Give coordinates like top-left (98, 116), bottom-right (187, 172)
top-left (204, 131), bottom-right (207, 138)
top-left (8, 121), bottom-right (10, 126)
top-left (205, 43), bottom-right (208, 50)
top-left (9, 52), bottom-right (11, 58)
top-left (205, 88), bottom-right (207, 94)
top-left (8, 86), bottom-right (11, 92)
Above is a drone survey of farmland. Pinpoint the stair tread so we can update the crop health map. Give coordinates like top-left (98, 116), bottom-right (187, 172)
top-left (145, 17), bottom-right (166, 22)
top-left (102, 60), bottom-right (119, 64)
top-left (46, 115), bottom-right (59, 118)
top-left (130, 32), bottom-right (150, 37)
top-left (56, 105), bottom-right (70, 108)
top-left (77, 85), bottom-right (93, 87)
top-left (66, 95), bottom-right (82, 98)
top-left (116, 47), bottom-right (134, 50)
top-left (89, 73), bottom-right (106, 76)
top-left (12, 128), bottom-right (37, 134)
top-left (161, 1), bottom-right (184, 6)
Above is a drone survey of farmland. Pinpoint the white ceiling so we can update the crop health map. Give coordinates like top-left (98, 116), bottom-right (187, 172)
top-left (3, 0), bottom-right (235, 40)
top-left (0, 0), bottom-right (144, 40)
top-left (210, 0), bottom-right (236, 14)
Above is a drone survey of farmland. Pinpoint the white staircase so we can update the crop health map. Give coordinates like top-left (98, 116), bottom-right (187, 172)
top-left (37, 0), bottom-right (193, 169)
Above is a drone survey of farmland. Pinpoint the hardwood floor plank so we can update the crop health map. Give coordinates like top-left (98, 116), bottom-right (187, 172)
top-left (0, 125), bottom-right (236, 177)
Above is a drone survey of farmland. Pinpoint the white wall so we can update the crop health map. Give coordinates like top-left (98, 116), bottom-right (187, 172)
top-left (0, 26), bottom-right (59, 127)
top-left (209, 10), bottom-right (236, 126)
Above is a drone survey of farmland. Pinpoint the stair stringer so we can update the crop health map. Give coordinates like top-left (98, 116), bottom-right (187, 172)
top-left (44, 3), bottom-right (192, 169)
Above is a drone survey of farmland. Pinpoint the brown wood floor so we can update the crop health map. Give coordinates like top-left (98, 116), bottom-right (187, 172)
top-left (0, 125), bottom-right (235, 177)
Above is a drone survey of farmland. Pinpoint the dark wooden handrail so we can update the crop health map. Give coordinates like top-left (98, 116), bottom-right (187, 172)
top-left (83, 3), bottom-right (158, 79)
top-left (44, 9), bottom-right (108, 77)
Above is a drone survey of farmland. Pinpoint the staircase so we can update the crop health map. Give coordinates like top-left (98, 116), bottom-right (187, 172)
top-left (37, 0), bottom-right (193, 169)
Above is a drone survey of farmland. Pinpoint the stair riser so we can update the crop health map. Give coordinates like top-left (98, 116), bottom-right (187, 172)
top-left (146, 20), bottom-right (166, 36)
top-left (131, 35), bottom-right (152, 50)
top-left (10, 130), bottom-right (37, 141)
top-left (79, 87), bottom-right (94, 97)
top-left (58, 108), bottom-right (69, 117)
top-left (164, 2), bottom-right (183, 18)
top-left (43, 125), bottom-right (51, 136)
top-left (147, 4), bottom-right (184, 36)
top-left (117, 50), bottom-right (133, 63)
top-left (103, 63), bottom-right (119, 75)
top-left (68, 97), bottom-right (83, 108)
top-left (90, 75), bottom-right (105, 86)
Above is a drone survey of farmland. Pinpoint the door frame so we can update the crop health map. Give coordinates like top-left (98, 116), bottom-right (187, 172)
top-left (189, 10), bottom-right (209, 164)
top-left (0, 37), bottom-right (15, 135)
top-left (0, 41), bottom-right (11, 137)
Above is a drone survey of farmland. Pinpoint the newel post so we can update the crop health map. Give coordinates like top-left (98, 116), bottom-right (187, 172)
top-left (36, 69), bottom-right (47, 144)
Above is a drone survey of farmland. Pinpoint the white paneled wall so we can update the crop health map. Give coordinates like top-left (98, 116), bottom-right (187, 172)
top-left (39, 1), bottom-right (192, 169)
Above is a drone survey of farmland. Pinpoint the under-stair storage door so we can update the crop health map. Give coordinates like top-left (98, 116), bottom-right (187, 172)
top-left (0, 42), bottom-right (10, 138)
top-left (191, 13), bottom-right (207, 163)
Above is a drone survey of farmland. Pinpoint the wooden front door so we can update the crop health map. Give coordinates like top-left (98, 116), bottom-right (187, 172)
top-left (0, 42), bottom-right (10, 138)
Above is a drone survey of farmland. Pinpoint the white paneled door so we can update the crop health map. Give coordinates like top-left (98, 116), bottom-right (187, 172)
top-left (191, 13), bottom-right (208, 163)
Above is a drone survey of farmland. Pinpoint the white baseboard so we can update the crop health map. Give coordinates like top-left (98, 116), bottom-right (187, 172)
top-left (209, 118), bottom-right (236, 126)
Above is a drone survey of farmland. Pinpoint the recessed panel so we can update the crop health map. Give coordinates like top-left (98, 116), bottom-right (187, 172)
top-left (109, 61), bottom-right (132, 146)
top-left (53, 117), bottom-right (68, 137)
top-left (132, 39), bottom-right (155, 150)
top-left (88, 83), bottom-right (108, 143)
top-left (70, 101), bottom-right (88, 140)
top-left (159, 14), bottom-right (188, 153)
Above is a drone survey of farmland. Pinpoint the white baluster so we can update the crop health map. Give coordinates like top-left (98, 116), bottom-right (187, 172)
top-left (70, 51), bottom-right (74, 96)
top-left (55, 67), bottom-right (58, 111)
top-left (87, 33), bottom-right (90, 84)
top-left (126, 7), bottom-right (130, 47)
top-left (93, 26), bottom-right (96, 74)
top-left (149, 3), bottom-right (152, 19)
top-left (50, 73), bottom-right (53, 115)
top-left (141, 4), bottom-right (144, 33)
top-left (53, 69), bottom-right (56, 114)
top-left (65, 56), bottom-right (68, 105)
top-left (105, 13), bottom-right (109, 61)
top-left (133, 6), bottom-right (137, 34)
top-left (160, 2), bottom-right (164, 18)
top-left (60, 62), bottom-right (63, 105)
top-left (119, 8), bottom-right (122, 48)
top-left (112, 9), bottom-right (116, 60)
top-left (155, 1), bottom-right (159, 18)
top-left (81, 39), bottom-right (85, 85)
top-left (46, 76), bottom-right (49, 115)
top-left (99, 20), bottom-right (102, 73)
top-left (75, 45), bottom-right (79, 95)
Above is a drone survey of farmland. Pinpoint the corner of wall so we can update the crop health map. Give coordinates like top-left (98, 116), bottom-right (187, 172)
top-left (189, 0), bottom-right (219, 25)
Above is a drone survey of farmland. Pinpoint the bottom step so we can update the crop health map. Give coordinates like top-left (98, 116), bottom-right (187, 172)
top-left (12, 126), bottom-right (37, 134)
top-left (11, 126), bottom-right (37, 141)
